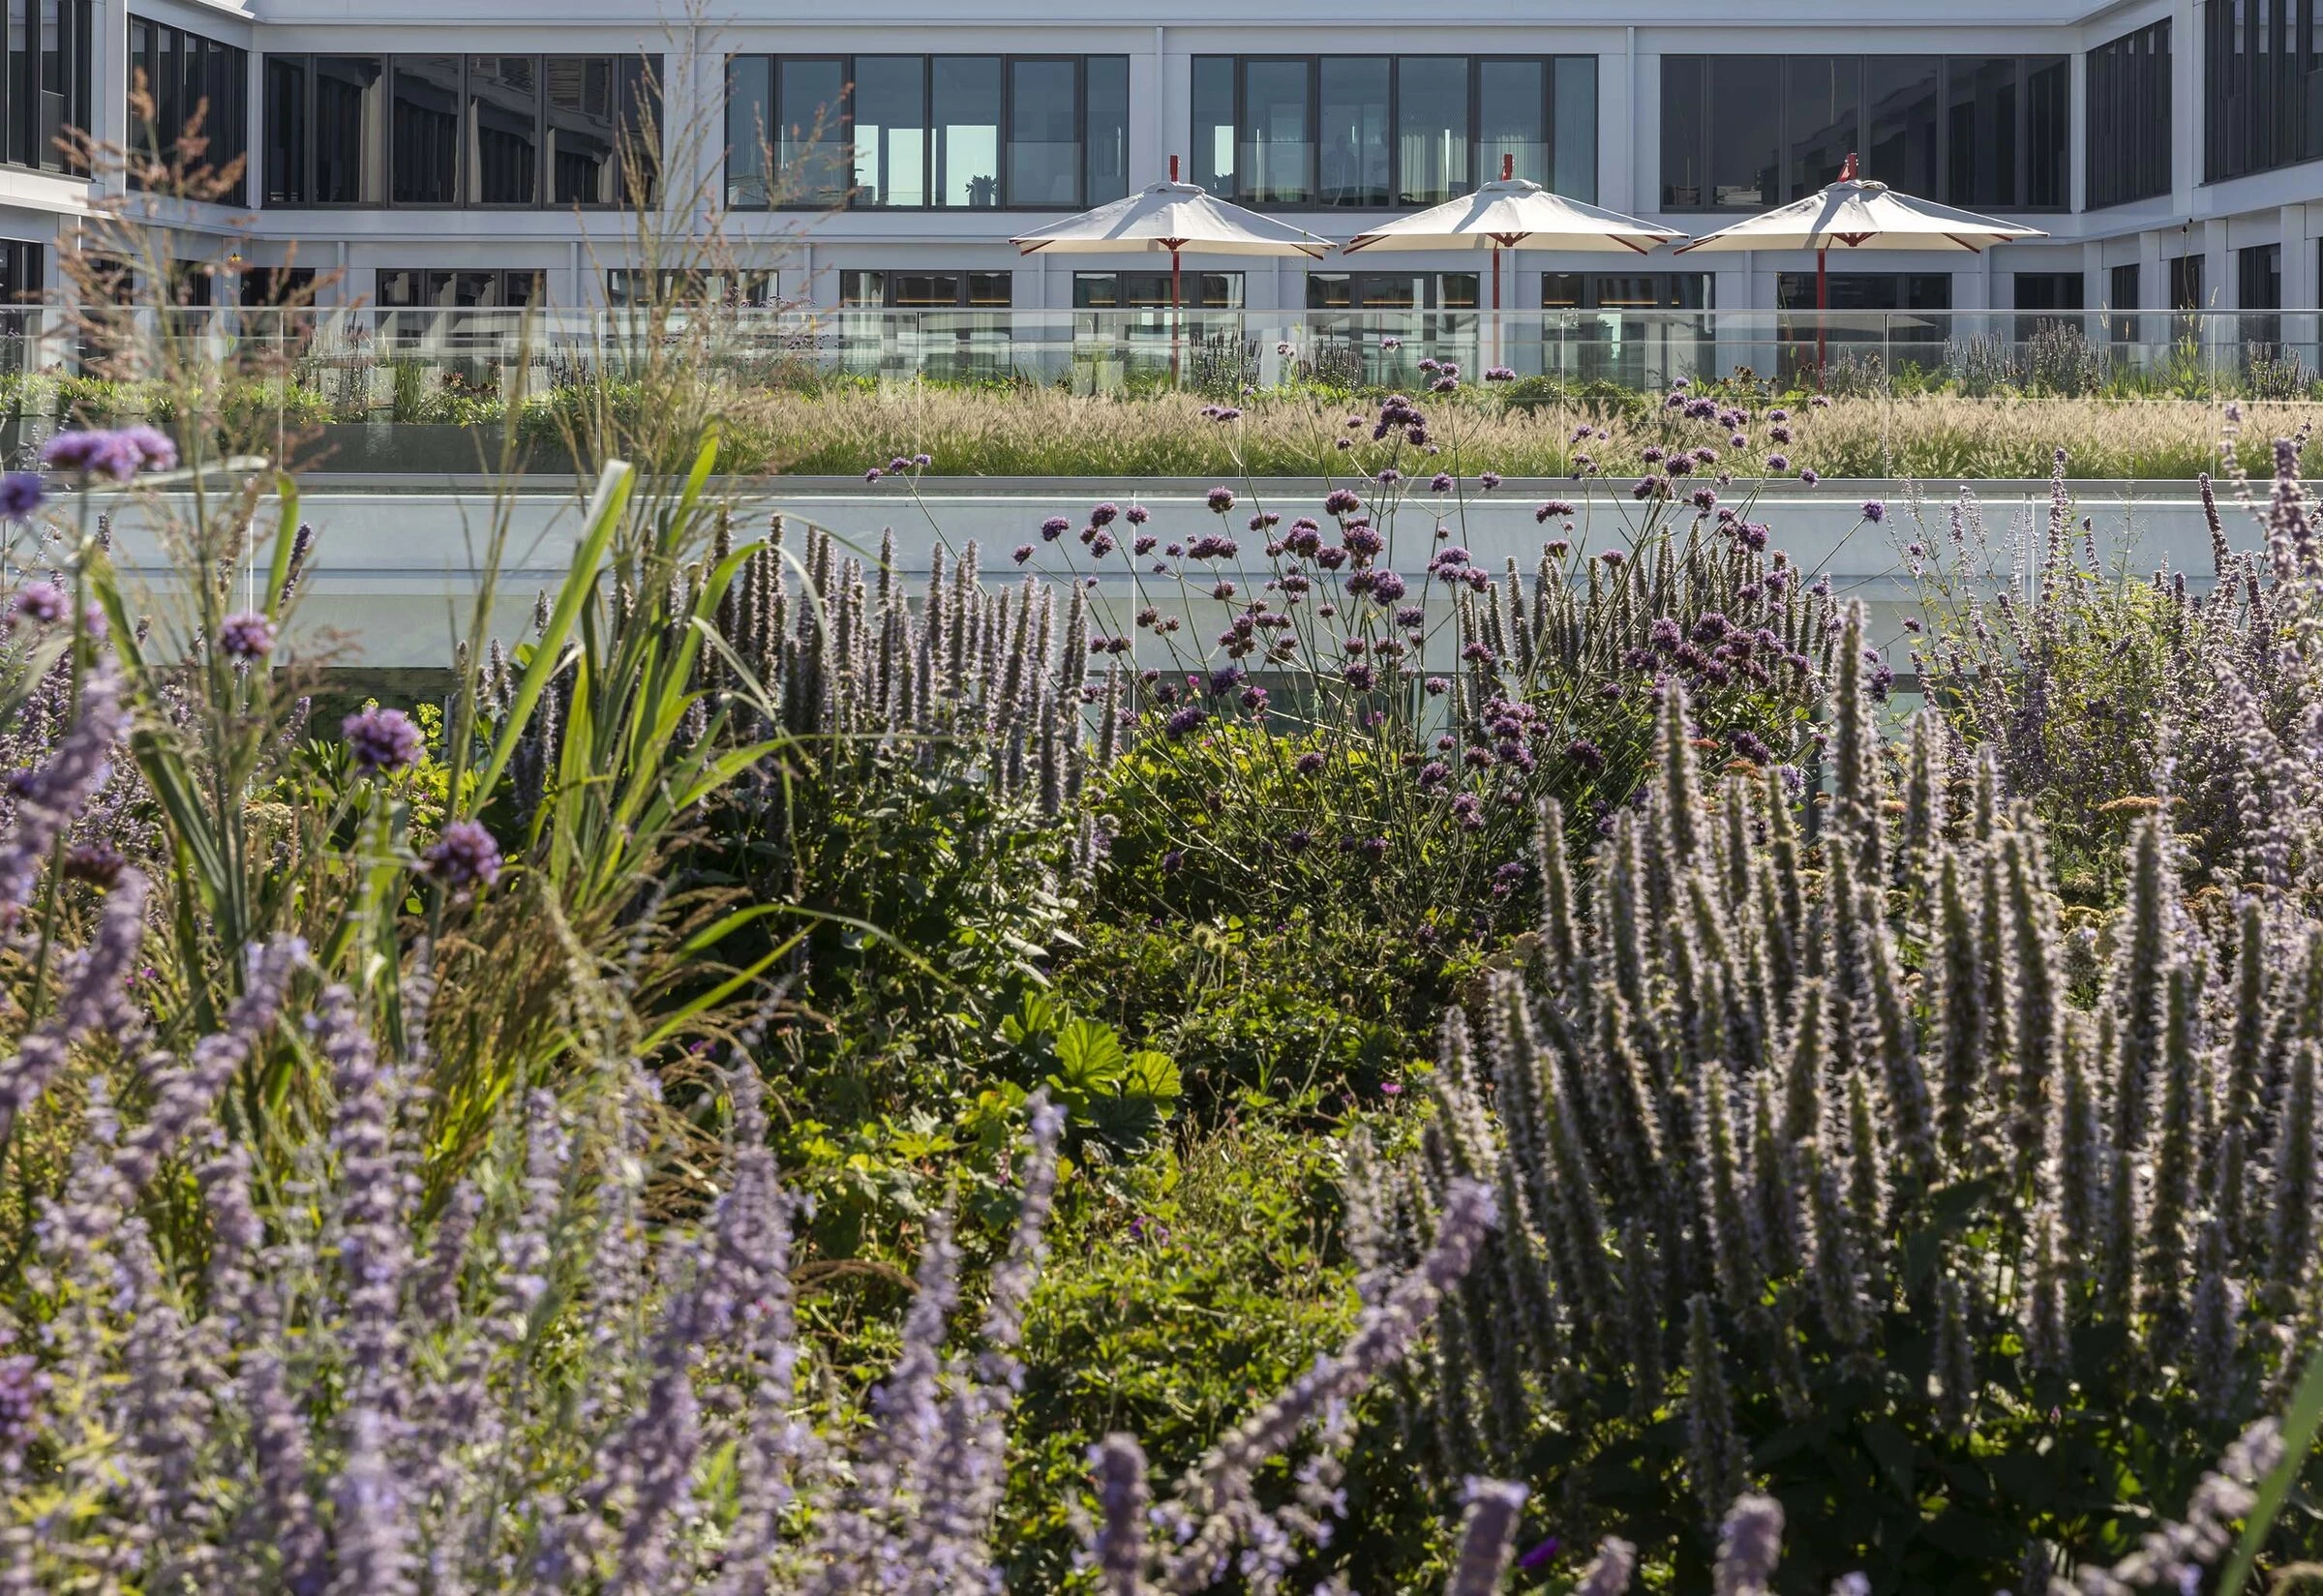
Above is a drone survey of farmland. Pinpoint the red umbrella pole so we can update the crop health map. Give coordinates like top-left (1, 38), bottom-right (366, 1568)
top-left (1491, 244), bottom-right (1501, 372)
top-left (1171, 245), bottom-right (1183, 388)
top-left (1816, 244), bottom-right (1828, 388)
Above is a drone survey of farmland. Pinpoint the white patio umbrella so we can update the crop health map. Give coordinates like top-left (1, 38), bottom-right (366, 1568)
top-left (1011, 156), bottom-right (1332, 376)
top-left (1674, 152), bottom-right (2046, 376)
top-left (1341, 155), bottom-right (1687, 314)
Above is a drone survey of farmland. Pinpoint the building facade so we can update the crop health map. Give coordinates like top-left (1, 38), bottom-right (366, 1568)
top-left (0, 0), bottom-right (2303, 319)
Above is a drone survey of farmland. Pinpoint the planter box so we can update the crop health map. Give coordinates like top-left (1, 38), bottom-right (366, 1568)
top-left (303, 422), bottom-right (575, 476)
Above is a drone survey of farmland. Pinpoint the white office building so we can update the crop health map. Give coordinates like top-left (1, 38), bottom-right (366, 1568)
top-left (0, 1), bottom-right (2298, 342)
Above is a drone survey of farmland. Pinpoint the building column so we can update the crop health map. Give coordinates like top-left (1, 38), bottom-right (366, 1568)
top-left (2172, 0), bottom-right (2199, 211)
top-left (2284, 204), bottom-right (2318, 363)
top-left (2205, 216), bottom-right (2235, 376)
top-left (2139, 227), bottom-right (2165, 351)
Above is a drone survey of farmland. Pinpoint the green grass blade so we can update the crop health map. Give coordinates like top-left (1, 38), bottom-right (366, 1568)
top-left (2218, 1338), bottom-right (2323, 1596)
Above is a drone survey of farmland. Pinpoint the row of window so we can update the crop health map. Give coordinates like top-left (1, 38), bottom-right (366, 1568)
top-left (0, 0), bottom-right (88, 177)
top-left (1660, 54), bottom-right (2069, 213)
top-left (727, 55), bottom-right (1129, 211)
top-left (262, 54), bottom-right (659, 208)
top-left (1190, 54), bottom-right (1597, 209)
top-left (2206, 0), bottom-right (2323, 183)
top-left (2087, 22), bottom-right (2170, 209)
top-left (129, 15), bottom-right (242, 198)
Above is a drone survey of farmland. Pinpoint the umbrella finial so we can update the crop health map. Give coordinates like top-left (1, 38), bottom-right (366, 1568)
top-left (1501, 151), bottom-right (1514, 181)
top-left (1840, 151), bottom-right (1858, 181)
top-left (1170, 153), bottom-right (1180, 183)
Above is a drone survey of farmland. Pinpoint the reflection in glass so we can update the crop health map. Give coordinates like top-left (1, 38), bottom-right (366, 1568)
top-left (778, 58), bottom-right (847, 205)
top-left (933, 56), bottom-right (1001, 207)
top-left (1242, 59), bottom-right (1310, 203)
top-left (853, 56), bottom-right (927, 207)
top-left (1084, 56), bottom-right (1128, 203)
top-left (468, 55), bottom-right (537, 204)
top-left (392, 55), bottom-right (461, 203)
top-left (1396, 57), bottom-right (1465, 203)
top-left (723, 55), bottom-right (769, 206)
top-left (265, 56), bottom-right (305, 203)
top-left (314, 55), bottom-right (385, 203)
top-left (1552, 56), bottom-right (1595, 200)
top-left (2025, 57), bottom-right (2067, 207)
top-left (1707, 57), bottom-right (1779, 206)
top-left (1008, 58), bottom-right (1078, 206)
top-left (1864, 58), bottom-right (1938, 194)
top-left (1660, 56), bottom-right (1704, 206)
top-left (1318, 58), bottom-right (1388, 206)
top-left (1946, 57), bottom-right (2016, 206)
top-left (1786, 56), bottom-right (1858, 197)
top-left (1477, 58), bottom-right (1545, 186)
top-left (1192, 56), bottom-right (1235, 193)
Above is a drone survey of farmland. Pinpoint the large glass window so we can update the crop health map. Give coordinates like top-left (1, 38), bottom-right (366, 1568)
top-left (731, 54), bottom-right (1128, 209)
top-left (1007, 58), bottom-right (1077, 207)
top-left (933, 55), bottom-right (1001, 207)
top-left (841, 268), bottom-right (1010, 307)
top-left (2207, 0), bottom-right (2323, 180)
top-left (1084, 55), bottom-right (1128, 204)
top-left (269, 52), bottom-right (654, 208)
top-left (1318, 57), bottom-right (1389, 207)
top-left (1072, 270), bottom-right (1243, 308)
top-left (1541, 272), bottom-right (1712, 310)
top-left (392, 56), bottom-right (462, 205)
top-left (2087, 21), bottom-right (2169, 207)
top-left (1662, 54), bottom-right (2063, 210)
top-left (1244, 58), bottom-right (1312, 204)
top-left (854, 56), bottom-right (927, 207)
top-left (128, 11), bottom-right (228, 192)
top-left (1200, 54), bottom-right (1594, 209)
top-left (1478, 58), bottom-right (1546, 186)
top-left (1707, 57), bottom-right (1780, 206)
top-left (468, 55), bottom-right (536, 205)
top-left (1396, 56), bottom-right (1466, 202)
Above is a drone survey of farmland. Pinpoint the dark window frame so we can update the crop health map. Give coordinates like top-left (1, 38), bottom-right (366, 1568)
top-left (1540, 271), bottom-right (1713, 311)
top-left (262, 51), bottom-right (661, 211)
top-left (1658, 53), bottom-right (2069, 213)
top-left (725, 53), bottom-right (1130, 213)
top-left (838, 267), bottom-right (1012, 307)
top-left (130, 14), bottom-right (246, 198)
top-left (1189, 52), bottom-right (1595, 210)
top-left (2206, 0), bottom-right (2323, 182)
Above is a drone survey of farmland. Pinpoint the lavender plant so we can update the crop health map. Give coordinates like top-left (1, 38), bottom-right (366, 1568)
top-left (1368, 602), bottom-right (2323, 1590)
top-left (1910, 431), bottom-right (2323, 906)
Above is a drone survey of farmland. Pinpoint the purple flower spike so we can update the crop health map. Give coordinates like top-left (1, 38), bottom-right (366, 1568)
top-left (1860, 499), bottom-right (1887, 524)
top-left (343, 705), bottom-right (423, 775)
top-left (11, 582), bottom-right (65, 625)
top-left (1204, 486), bottom-right (1235, 513)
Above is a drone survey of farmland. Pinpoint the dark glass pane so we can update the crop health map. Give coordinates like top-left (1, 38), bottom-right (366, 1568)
top-left (549, 56), bottom-right (618, 204)
top-left (838, 268), bottom-right (882, 306)
top-left (1907, 274), bottom-right (1951, 311)
top-left (723, 55), bottom-right (769, 205)
top-left (1707, 56), bottom-right (1779, 206)
top-left (313, 56), bottom-right (385, 203)
top-left (2012, 271), bottom-right (2083, 309)
top-left (468, 55), bottom-right (537, 204)
top-left (1439, 271), bottom-right (1478, 308)
top-left (264, 56), bottom-right (306, 203)
top-left (1083, 56), bottom-right (1127, 203)
top-left (151, 15), bottom-right (173, 166)
top-left (776, 57), bottom-right (847, 205)
top-left (131, 19), bottom-right (156, 158)
top-left (2241, 243), bottom-right (2281, 309)
top-left (1553, 56), bottom-right (1595, 200)
top-left (1945, 57), bottom-right (2016, 207)
top-left (1191, 56), bottom-right (1234, 193)
top-left (1786, 56), bottom-right (1858, 198)
top-left (392, 55), bottom-right (462, 204)
top-left (853, 56), bottom-right (926, 207)
top-left (1306, 272), bottom-right (1352, 309)
top-left (1863, 57), bottom-right (1938, 194)
top-left (1318, 57), bottom-right (1388, 206)
top-left (932, 55), bottom-right (1000, 207)
top-left (1242, 59), bottom-right (1310, 204)
top-left (966, 270), bottom-right (1011, 306)
top-left (1070, 271), bottom-right (1115, 308)
top-left (1541, 271), bottom-right (1582, 308)
top-left (1659, 56), bottom-right (1705, 206)
top-left (1008, 58), bottom-right (1078, 206)
top-left (1477, 57), bottom-right (1544, 185)
top-left (616, 57), bottom-right (659, 205)
top-left (891, 271), bottom-right (961, 306)
top-left (39, 0), bottom-right (62, 170)
top-left (2025, 57), bottom-right (2067, 207)
top-left (1396, 57), bottom-right (1466, 203)
top-left (2170, 253), bottom-right (2203, 309)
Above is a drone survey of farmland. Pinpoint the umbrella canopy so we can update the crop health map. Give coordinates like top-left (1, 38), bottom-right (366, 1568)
top-left (1673, 153), bottom-right (2046, 376)
top-left (1342, 175), bottom-right (1683, 257)
top-left (1672, 169), bottom-right (2046, 256)
top-left (1009, 163), bottom-right (1333, 261)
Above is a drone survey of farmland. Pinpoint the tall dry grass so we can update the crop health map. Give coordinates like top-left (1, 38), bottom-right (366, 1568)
top-left (748, 386), bottom-right (2317, 480)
